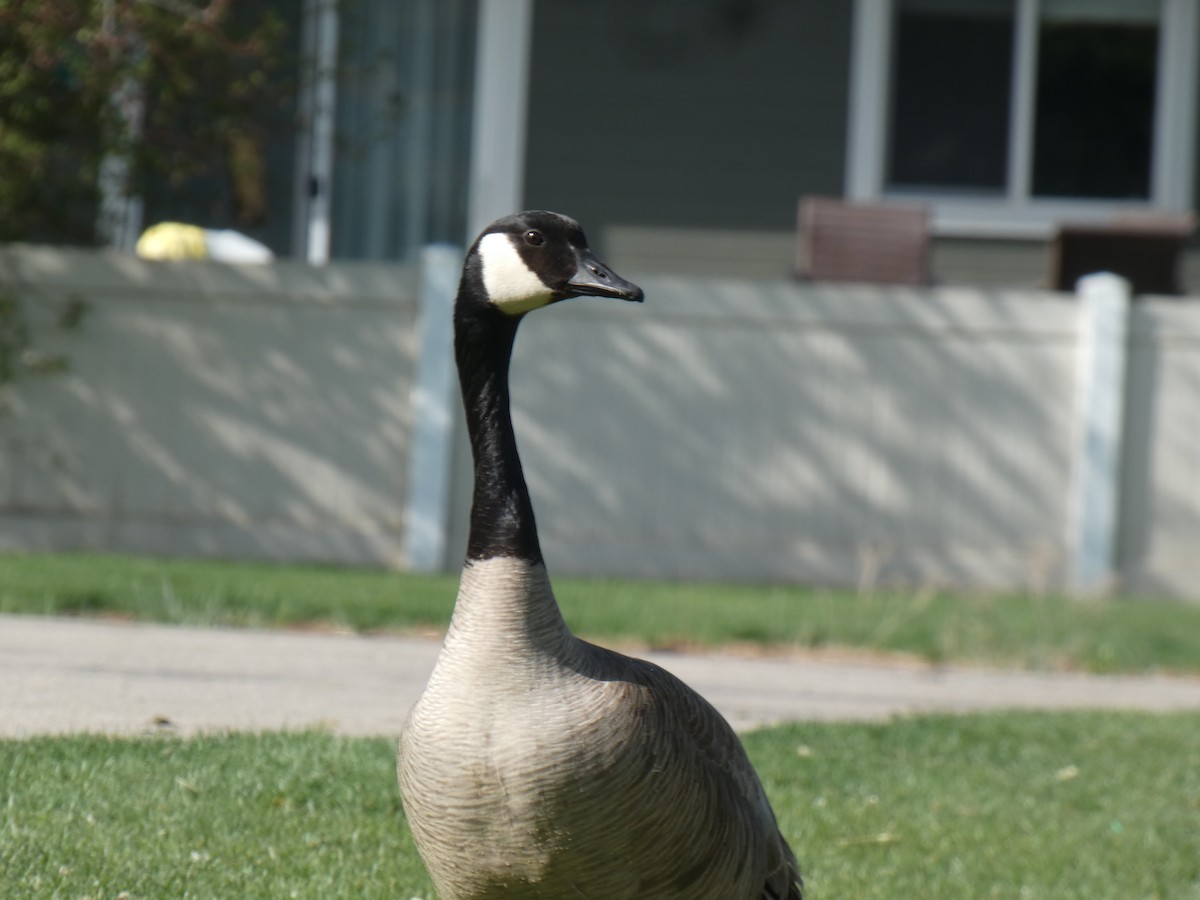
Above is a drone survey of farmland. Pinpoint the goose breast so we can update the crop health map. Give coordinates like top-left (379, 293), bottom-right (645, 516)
top-left (400, 610), bottom-right (784, 897)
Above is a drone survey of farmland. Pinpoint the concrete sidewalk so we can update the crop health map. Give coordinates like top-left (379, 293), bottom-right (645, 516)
top-left (2, 613), bottom-right (1198, 738)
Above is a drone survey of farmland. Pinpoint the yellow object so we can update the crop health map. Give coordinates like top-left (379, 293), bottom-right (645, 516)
top-left (136, 222), bottom-right (209, 260)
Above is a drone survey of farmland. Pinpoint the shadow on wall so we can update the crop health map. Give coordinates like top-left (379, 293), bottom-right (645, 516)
top-left (0, 247), bottom-right (420, 565)
top-left (1118, 301), bottom-right (1200, 596)
top-left (509, 276), bottom-right (1080, 593)
top-left (8, 244), bottom-right (1199, 596)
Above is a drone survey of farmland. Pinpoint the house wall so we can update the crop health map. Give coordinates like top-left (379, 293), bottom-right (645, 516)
top-left (523, 1), bottom-right (852, 241)
top-left (524, 3), bottom-right (1200, 292)
top-left (0, 247), bottom-right (418, 565)
top-left (592, 228), bottom-right (1118, 290)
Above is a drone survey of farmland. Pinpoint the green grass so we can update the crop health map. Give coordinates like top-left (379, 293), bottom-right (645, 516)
top-left (3, 712), bottom-right (1198, 898)
top-left (3, 552), bottom-right (1200, 674)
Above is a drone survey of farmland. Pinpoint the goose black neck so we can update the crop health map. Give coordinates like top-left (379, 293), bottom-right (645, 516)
top-left (455, 305), bottom-right (543, 564)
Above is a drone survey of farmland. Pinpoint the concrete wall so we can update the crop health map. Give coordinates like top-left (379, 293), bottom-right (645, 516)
top-left (1119, 298), bottom-right (1200, 596)
top-left (0, 246), bottom-right (419, 565)
top-left (480, 277), bottom-right (1080, 592)
top-left (2, 246), bottom-right (1198, 600)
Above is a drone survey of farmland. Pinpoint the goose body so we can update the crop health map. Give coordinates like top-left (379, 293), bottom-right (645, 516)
top-left (398, 211), bottom-right (801, 899)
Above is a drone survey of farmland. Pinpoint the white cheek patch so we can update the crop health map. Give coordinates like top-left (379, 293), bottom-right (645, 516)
top-left (478, 232), bottom-right (554, 314)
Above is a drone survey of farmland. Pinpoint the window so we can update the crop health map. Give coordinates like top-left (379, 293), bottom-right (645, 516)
top-left (888, 1), bottom-right (1015, 194)
top-left (1030, 3), bottom-right (1157, 199)
top-left (847, 0), bottom-right (1198, 236)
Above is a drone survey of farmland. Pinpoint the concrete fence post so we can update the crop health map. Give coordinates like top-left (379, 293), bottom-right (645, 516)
top-left (1069, 272), bottom-right (1131, 594)
top-left (402, 243), bottom-right (462, 572)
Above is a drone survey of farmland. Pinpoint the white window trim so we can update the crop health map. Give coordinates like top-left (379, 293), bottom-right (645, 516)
top-left (847, 0), bottom-right (1198, 239)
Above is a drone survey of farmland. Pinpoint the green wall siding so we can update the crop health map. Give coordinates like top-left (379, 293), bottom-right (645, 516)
top-left (523, 1), bottom-right (852, 247)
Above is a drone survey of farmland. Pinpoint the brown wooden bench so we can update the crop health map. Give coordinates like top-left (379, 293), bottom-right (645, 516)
top-left (796, 196), bottom-right (931, 286)
top-left (1050, 214), bottom-right (1196, 296)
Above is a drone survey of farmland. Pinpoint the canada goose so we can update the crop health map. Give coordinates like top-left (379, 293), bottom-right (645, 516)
top-left (398, 210), bottom-right (802, 899)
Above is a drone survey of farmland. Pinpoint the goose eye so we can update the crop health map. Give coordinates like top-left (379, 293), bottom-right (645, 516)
top-left (523, 230), bottom-right (544, 247)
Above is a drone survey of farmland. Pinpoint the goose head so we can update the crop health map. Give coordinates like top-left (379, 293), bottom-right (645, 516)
top-left (462, 210), bottom-right (644, 316)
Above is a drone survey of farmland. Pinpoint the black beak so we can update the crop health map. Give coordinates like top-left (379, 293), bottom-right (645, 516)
top-left (563, 248), bottom-right (644, 303)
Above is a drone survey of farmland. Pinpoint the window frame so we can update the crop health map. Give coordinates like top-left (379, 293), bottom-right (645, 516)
top-left (846, 0), bottom-right (1199, 238)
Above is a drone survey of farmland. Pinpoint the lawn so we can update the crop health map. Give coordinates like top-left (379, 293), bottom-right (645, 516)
top-left (2, 551), bottom-right (1200, 674)
top-left (3, 555), bottom-right (1198, 896)
top-left (2, 711), bottom-right (1198, 898)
